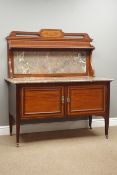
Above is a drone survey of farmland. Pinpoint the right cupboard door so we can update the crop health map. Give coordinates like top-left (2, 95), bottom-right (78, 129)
top-left (67, 84), bottom-right (107, 116)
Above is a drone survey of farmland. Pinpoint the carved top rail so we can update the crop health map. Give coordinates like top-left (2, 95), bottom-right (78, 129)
top-left (6, 29), bottom-right (94, 49)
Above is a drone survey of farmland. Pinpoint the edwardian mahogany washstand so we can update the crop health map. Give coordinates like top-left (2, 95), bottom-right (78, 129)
top-left (5, 29), bottom-right (113, 146)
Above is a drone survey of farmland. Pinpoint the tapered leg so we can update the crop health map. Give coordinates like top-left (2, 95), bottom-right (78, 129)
top-left (16, 117), bottom-right (20, 147)
top-left (89, 116), bottom-right (92, 129)
top-left (105, 116), bottom-right (109, 139)
top-left (9, 114), bottom-right (13, 136)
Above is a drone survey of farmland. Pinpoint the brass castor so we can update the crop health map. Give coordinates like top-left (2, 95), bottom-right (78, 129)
top-left (16, 143), bottom-right (19, 147)
top-left (106, 135), bottom-right (108, 139)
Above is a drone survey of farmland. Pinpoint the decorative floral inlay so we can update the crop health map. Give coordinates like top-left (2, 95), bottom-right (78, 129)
top-left (14, 51), bottom-right (87, 74)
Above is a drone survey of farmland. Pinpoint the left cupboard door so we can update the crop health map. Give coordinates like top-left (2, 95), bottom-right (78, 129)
top-left (20, 86), bottom-right (65, 118)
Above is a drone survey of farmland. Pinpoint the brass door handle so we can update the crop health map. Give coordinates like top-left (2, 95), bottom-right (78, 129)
top-left (67, 97), bottom-right (70, 103)
top-left (61, 96), bottom-right (64, 104)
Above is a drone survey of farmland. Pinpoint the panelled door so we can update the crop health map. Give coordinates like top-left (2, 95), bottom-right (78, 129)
top-left (67, 84), bottom-right (107, 116)
top-left (20, 86), bottom-right (65, 118)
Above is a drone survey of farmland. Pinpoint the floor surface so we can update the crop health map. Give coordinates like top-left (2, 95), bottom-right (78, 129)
top-left (0, 127), bottom-right (117, 175)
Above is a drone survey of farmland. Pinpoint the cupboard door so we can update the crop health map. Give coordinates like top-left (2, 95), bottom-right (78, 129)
top-left (67, 85), bottom-right (107, 116)
top-left (21, 86), bottom-right (65, 118)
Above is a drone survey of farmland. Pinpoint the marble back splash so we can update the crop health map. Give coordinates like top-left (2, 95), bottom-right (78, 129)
top-left (14, 51), bottom-right (87, 74)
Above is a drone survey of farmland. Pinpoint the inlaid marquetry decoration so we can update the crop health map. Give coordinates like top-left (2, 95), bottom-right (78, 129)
top-left (39, 29), bottom-right (64, 38)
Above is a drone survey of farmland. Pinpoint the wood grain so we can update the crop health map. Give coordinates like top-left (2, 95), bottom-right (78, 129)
top-left (21, 86), bottom-right (65, 118)
top-left (67, 85), bottom-right (107, 116)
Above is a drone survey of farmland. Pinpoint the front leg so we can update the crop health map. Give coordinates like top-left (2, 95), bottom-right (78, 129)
top-left (89, 115), bottom-right (92, 129)
top-left (104, 116), bottom-right (109, 139)
top-left (9, 114), bottom-right (14, 136)
top-left (16, 117), bottom-right (20, 147)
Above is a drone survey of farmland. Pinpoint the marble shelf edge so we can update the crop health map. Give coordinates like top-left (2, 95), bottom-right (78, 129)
top-left (5, 76), bottom-right (113, 84)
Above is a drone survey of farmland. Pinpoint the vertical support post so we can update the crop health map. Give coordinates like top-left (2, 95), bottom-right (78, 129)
top-left (8, 48), bottom-right (14, 78)
top-left (16, 85), bottom-right (21, 147)
top-left (89, 115), bottom-right (92, 129)
top-left (104, 82), bottom-right (110, 139)
top-left (9, 114), bottom-right (13, 136)
top-left (16, 116), bottom-right (20, 147)
top-left (105, 116), bottom-right (109, 139)
top-left (87, 50), bottom-right (95, 77)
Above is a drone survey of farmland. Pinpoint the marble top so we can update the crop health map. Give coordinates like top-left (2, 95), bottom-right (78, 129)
top-left (5, 76), bottom-right (113, 84)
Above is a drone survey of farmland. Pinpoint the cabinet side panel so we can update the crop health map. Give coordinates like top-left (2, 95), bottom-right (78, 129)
top-left (9, 83), bottom-right (16, 118)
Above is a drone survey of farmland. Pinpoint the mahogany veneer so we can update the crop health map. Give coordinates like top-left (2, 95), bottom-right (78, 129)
top-left (5, 29), bottom-right (113, 146)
